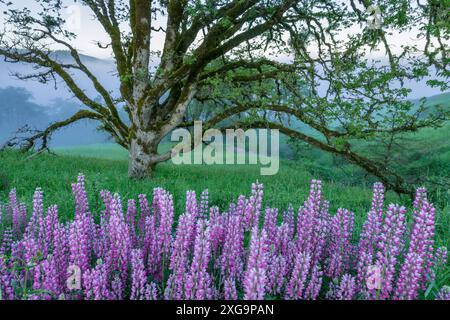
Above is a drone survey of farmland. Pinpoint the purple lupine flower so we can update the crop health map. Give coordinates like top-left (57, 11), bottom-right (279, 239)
top-left (0, 228), bottom-right (13, 257)
top-left (224, 277), bottom-right (237, 300)
top-left (310, 213), bottom-right (329, 269)
top-left (111, 274), bottom-right (123, 300)
top-left (373, 204), bottom-right (407, 299)
top-left (83, 260), bottom-right (111, 300)
top-left (72, 174), bottom-right (89, 219)
top-left (267, 254), bottom-right (288, 295)
top-left (243, 227), bottom-right (268, 300)
top-left (26, 188), bottom-right (44, 237)
top-left (433, 246), bottom-right (448, 271)
top-left (244, 182), bottom-right (263, 230)
top-left (68, 218), bottom-right (90, 275)
top-left (153, 189), bottom-right (174, 280)
top-left (166, 212), bottom-right (196, 299)
top-left (126, 199), bottom-right (136, 231)
top-left (185, 190), bottom-right (199, 249)
top-left (209, 206), bottom-right (225, 254)
top-left (413, 187), bottom-right (427, 213)
top-left (220, 212), bottom-right (244, 279)
top-left (185, 220), bottom-right (212, 300)
top-left (143, 215), bottom-right (156, 268)
top-left (44, 205), bottom-right (58, 247)
top-left (0, 256), bottom-right (14, 300)
top-left (394, 252), bottom-right (423, 300)
top-left (296, 180), bottom-right (323, 258)
top-left (138, 193), bottom-right (150, 233)
top-left (22, 230), bottom-right (38, 264)
top-left (131, 249), bottom-right (147, 300)
top-left (283, 204), bottom-right (295, 239)
top-left (356, 183), bottom-right (384, 288)
top-left (100, 190), bottom-right (113, 218)
top-left (52, 222), bottom-right (69, 291)
top-left (304, 264), bottom-right (323, 300)
top-left (335, 274), bottom-right (356, 300)
top-left (285, 252), bottom-right (311, 300)
top-left (419, 205), bottom-right (436, 290)
top-left (436, 286), bottom-right (450, 300)
top-left (144, 282), bottom-right (158, 300)
top-left (327, 208), bottom-right (354, 279)
top-left (105, 196), bottom-right (132, 285)
top-left (40, 254), bottom-right (60, 297)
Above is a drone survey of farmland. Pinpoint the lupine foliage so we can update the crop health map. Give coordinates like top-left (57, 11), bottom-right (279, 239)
top-left (0, 176), bottom-right (448, 300)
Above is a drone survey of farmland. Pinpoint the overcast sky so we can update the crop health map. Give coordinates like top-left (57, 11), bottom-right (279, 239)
top-left (0, 0), bottom-right (445, 102)
top-left (0, 0), bottom-right (431, 60)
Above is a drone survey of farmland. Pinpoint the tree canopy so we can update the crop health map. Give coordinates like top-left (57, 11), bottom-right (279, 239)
top-left (0, 0), bottom-right (448, 194)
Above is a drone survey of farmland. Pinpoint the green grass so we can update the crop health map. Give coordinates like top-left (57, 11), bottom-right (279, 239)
top-left (0, 148), bottom-right (402, 220)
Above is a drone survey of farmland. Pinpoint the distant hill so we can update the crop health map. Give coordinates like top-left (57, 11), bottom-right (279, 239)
top-left (0, 86), bottom-right (111, 147)
top-left (0, 51), bottom-right (119, 105)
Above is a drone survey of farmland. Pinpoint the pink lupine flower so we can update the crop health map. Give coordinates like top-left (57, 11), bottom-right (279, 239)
top-left (394, 252), bottom-right (423, 300)
top-left (304, 264), bottom-right (323, 300)
top-left (100, 190), bottom-right (113, 218)
top-left (138, 193), bottom-right (150, 233)
top-left (143, 214), bottom-right (156, 263)
top-left (356, 183), bottom-right (384, 288)
top-left (285, 252), bottom-right (311, 300)
top-left (220, 212), bottom-right (244, 279)
top-left (144, 282), bottom-right (158, 300)
top-left (224, 277), bottom-right (237, 300)
top-left (374, 204), bottom-right (407, 299)
top-left (327, 208), bottom-right (354, 279)
top-left (105, 197), bottom-right (132, 285)
top-left (433, 246), bottom-right (448, 271)
top-left (26, 188), bottom-right (44, 236)
top-left (153, 189), bottom-right (174, 280)
top-left (166, 212), bottom-right (196, 299)
top-left (126, 199), bottom-right (136, 233)
top-left (185, 220), bottom-right (212, 300)
top-left (52, 222), bottom-right (69, 291)
top-left (68, 218), bottom-right (90, 275)
top-left (0, 228), bottom-right (13, 257)
top-left (335, 274), bottom-right (356, 300)
top-left (130, 249), bottom-right (147, 300)
top-left (83, 260), bottom-right (111, 300)
top-left (243, 227), bottom-right (268, 300)
top-left (263, 208), bottom-right (278, 251)
top-left (283, 204), bottom-right (295, 239)
top-left (436, 287), bottom-right (450, 300)
top-left (72, 174), bottom-right (89, 218)
top-left (209, 206), bottom-right (225, 254)
top-left (244, 182), bottom-right (263, 230)
top-left (0, 257), bottom-right (14, 300)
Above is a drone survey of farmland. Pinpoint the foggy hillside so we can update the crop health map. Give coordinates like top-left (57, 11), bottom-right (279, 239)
top-left (0, 51), bottom-right (447, 148)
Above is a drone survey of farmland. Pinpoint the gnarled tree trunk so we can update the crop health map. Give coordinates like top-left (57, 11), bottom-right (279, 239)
top-left (128, 129), bottom-right (160, 179)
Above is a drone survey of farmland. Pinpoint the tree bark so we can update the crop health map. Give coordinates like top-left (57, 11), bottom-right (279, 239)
top-left (128, 129), bottom-right (159, 179)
